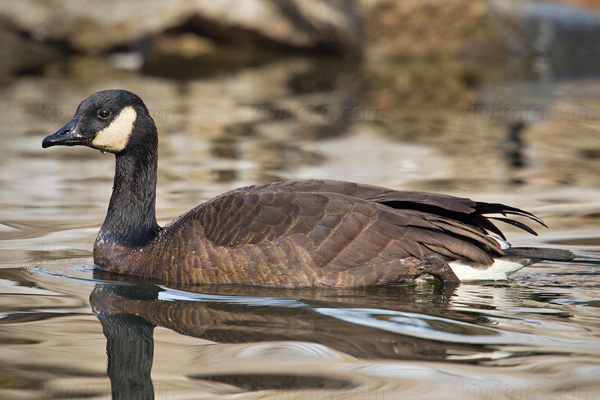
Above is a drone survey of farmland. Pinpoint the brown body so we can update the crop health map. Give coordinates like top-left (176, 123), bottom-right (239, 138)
top-left (93, 179), bottom-right (515, 287)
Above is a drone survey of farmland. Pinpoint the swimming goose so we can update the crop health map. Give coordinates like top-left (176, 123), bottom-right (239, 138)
top-left (42, 90), bottom-right (573, 287)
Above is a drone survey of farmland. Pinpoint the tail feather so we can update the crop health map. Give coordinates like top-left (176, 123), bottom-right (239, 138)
top-left (503, 247), bottom-right (574, 261)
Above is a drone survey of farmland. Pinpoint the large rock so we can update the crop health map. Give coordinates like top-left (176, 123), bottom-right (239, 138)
top-left (362, 0), bottom-right (600, 63)
top-left (0, 0), bottom-right (361, 55)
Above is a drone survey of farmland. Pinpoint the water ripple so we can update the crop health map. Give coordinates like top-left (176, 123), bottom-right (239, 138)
top-left (315, 307), bottom-right (600, 351)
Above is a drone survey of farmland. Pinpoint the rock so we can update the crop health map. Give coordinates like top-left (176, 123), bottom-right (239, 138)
top-left (362, 0), bottom-right (600, 65)
top-left (0, 26), bottom-right (64, 76)
top-left (0, 0), bottom-right (361, 56)
top-left (361, 0), bottom-right (506, 61)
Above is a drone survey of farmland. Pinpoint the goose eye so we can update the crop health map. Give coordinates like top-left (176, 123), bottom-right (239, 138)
top-left (98, 108), bottom-right (111, 119)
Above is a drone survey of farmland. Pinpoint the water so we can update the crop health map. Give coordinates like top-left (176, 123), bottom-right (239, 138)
top-left (1, 55), bottom-right (600, 399)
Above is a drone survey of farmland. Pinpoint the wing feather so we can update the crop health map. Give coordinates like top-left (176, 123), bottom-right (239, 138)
top-left (182, 179), bottom-right (544, 270)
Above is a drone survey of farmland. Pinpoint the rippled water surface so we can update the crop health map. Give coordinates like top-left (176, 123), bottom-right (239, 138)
top-left (1, 56), bottom-right (600, 399)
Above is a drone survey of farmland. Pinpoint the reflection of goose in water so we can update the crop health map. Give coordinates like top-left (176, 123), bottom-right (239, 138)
top-left (43, 90), bottom-right (572, 287)
top-left (90, 281), bottom-right (473, 362)
top-left (92, 279), bottom-right (563, 397)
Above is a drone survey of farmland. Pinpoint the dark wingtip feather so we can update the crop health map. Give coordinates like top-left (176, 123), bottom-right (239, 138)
top-left (476, 202), bottom-right (547, 236)
top-left (488, 217), bottom-right (540, 236)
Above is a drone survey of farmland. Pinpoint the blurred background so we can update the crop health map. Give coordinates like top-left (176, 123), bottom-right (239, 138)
top-left (1, 1), bottom-right (600, 399)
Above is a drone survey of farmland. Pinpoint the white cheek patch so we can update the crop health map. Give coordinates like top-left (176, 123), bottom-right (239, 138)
top-left (92, 106), bottom-right (137, 152)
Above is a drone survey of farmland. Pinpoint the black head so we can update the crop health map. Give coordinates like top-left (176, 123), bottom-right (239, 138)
top-left (42, 90), bottom-right (156, 154)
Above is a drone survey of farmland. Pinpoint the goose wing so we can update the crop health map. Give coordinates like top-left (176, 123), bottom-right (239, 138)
top-left (184, 180), bottom-right (544, 269)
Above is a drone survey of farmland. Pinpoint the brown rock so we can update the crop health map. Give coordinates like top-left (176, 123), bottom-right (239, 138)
top-left (361, 0), bottom-right (506, 61)
top-left (0, 0), bottom-right (361, 55)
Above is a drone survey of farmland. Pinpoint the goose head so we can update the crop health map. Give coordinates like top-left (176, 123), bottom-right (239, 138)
top-left (42, 89), bottom-right (156, 154)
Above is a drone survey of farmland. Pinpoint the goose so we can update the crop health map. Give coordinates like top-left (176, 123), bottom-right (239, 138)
top-left (42, 90), bottom-right (573, 287)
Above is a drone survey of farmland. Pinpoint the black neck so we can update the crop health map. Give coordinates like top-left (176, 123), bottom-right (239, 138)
top-left (100, 126), bottom-right (160, 247)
